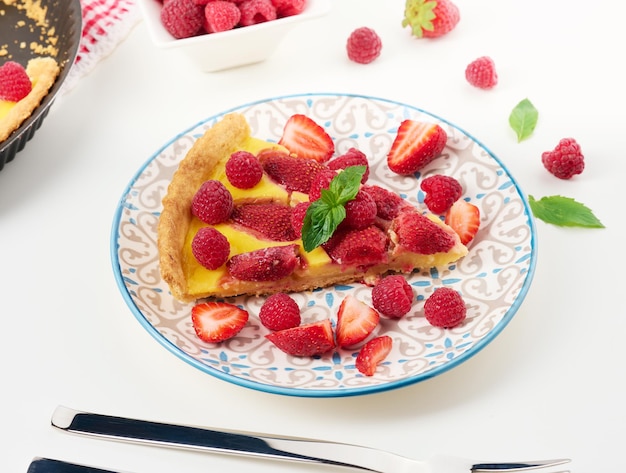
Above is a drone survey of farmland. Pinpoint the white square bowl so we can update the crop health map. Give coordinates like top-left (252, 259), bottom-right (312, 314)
top-left (137, 0), bottom-right (331, 72)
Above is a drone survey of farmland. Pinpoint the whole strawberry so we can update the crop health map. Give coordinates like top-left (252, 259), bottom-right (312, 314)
top-left (465, 56), bottom-right (498, 89)
top-left (402, 0), bottom-right (460, 39)
top-left (541, 138), bottom-right (585, 179)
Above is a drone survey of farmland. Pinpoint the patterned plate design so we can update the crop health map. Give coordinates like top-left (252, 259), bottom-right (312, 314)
top-left (111, 93), bottom-right (537, 397)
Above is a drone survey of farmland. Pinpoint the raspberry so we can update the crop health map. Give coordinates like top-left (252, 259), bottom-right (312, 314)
top-left (308, 169), bottom-right (337, 201)
top-left (191, 180), bottom-right (234, 224)
top-left (465, 56), bottom-right (498, 89)
top-left (346, 27), bottom-right (382, 64)
top-left (291, 201), bottom-right (310, 238)
top-left (160, 0), bottom-right (205, 39)
top-left (225, 151), bottom-right (263, 189)
top-left (371, 275), bottom-right (414, 318)
top-left (328, 148), bottom-right (370, 183)
top-left (270, 0), bottom-right (305, 17)
top-left (361, 185), bottom-right (407, 220)
top-left (238, 0), bottom-right (276, 26)
top-left (204, 1), bottom-right (241, 33)
top-left (343, 190), bottom-right (377, 230)
top-left (0, 61), bottom-right (32, 102)
top-left (191, 227), bottom-right (230, 269)
top-left (420, 174), bottom-right (463, 214)
top-left (258, 293), bottom-right (301, 331)
top-left (423, 287), bottom-right (467, 328)
top-left (541, 138), bottom-right (585, 179)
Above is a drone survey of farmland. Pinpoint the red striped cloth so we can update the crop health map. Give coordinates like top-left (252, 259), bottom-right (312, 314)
top-left (63, 0), bottom-right (140, 92)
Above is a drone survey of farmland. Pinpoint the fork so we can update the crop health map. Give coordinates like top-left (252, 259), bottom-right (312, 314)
top-left (51, 406), bottom-right (571, 473)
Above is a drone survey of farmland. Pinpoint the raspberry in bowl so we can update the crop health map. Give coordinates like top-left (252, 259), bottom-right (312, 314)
top-left (136, 0), bottom-right (331, 72)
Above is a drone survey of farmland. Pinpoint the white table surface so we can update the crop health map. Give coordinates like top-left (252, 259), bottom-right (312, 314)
top-left (2, 0), bottom-right (624, 471)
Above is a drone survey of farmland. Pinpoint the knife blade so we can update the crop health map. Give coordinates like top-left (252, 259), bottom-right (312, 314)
top-left (27, 458), bottom-right (122, 473)
top-left (51, 405), bottom-right (413, 472)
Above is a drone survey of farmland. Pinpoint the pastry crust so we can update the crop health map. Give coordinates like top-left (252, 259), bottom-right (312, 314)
top-left (158, 113), bottom-right (251, 301)
top-left (0, 57), bottom-right (60, 143)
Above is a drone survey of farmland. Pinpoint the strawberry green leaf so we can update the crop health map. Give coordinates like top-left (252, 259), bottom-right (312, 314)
top-left (528, 195), bottom-right (605, 228)
top-left (402, 0), bottom-right (437, 38)
top-left (301, 165), bottom-right (366, 252)
top-left (509, 98), bottom-right (538, 142)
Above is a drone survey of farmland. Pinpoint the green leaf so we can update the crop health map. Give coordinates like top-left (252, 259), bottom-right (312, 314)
top-left (528, 195), bottom-right (605, 228)
top-left (509, 98), bottom-right (538, 142)
top-left (301, 165), bottom-right (366, 252)
top-left (330, 165), bottom-right (366, 204)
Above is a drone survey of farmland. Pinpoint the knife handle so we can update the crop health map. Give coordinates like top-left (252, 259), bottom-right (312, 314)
top-left (28, 458), bottom-right (121, 473)
top-left (51, 406), bottom-right (412, 473)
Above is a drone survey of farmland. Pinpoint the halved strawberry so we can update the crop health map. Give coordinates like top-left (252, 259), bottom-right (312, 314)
top-left (231, 203), bottom-right (297, 242)
top-left (266, 319), bottom-right (335, 356)
top-left (227, 244), bottom-right (300, 281)
top-left (322, 226), bottom-right (388, 267)
top-left (355, 335), bottom-right (392, 376)
top-left (392, 209), bottom-right (456, 254)
top-left (387, 120), bottom-right (447, 175)
top-left (278, 114), bottom-right (335, 163)
top-left (445, 199), bottom-right (480, 245)
top-left (258, 149), bottom-right (329, 194)
top-left (191, 302), bottom-right (249, 343)
top-left (335, 295), bottom-right (380, 348)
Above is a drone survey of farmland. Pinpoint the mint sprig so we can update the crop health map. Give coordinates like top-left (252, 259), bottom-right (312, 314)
top-left (301, 165), bottom-right (366, 252)
top-left (529, 195), bottom-right (605, 228)
top-left (509, 98), bottom-right (538, 142)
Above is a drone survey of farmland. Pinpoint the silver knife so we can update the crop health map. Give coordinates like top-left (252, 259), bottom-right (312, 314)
top-left (51, 406), bottom-right (570, 473)
top-left (27, 457), bottom-right (122, 473)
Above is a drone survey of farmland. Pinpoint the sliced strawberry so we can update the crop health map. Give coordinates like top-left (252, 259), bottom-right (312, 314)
top-left (191, 302), bottom-right (249, 343)
top-left (335, 295), bottom-right (380, 348)
top-left (226, 244), bottom-right (300, 281)
top-left (392, 209), bottom-right (456, 254)
top-left (445, 199), bottom-right (480, 245)
top-left (231, 203), bottom-right (297, 242)
top-left (258, 149), bottom-right (329, 194)
top-left (387, 120), bottom-right (447, 175)
top-left (355, 335), bottom-right (392, 376)
top-left (266, 319), bottom-right (335, 356)
top-left (278, 114), bottom-right (335, 163)
top-left (322, 226), bottom-right (388, 267)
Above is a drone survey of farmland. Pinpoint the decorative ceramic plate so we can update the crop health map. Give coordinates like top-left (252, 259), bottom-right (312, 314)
top-left (111, 93), bottom-right (536, 398)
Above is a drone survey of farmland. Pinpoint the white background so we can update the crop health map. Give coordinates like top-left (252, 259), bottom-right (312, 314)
top-left (1, 1), bottom-right (624, 471)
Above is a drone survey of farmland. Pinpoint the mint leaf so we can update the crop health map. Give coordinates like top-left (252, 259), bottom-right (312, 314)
top-left (301, 165), bottom-right (366, 252)
top-left (509, 98), bottom-right (538, 142)
top-left (528, 195), bottom-right (605, 228)
top-left (330, 165), bottom-right (366, 204)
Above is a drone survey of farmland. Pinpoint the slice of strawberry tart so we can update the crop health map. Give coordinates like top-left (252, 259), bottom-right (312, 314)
top-left (158, 112), bottom-right (468, 302)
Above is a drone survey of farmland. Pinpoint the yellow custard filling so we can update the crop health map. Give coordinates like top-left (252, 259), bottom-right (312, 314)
top-left (0, 100), bottom-right (15, 120)
top-left (181, 137), bottom-right (333, 296)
